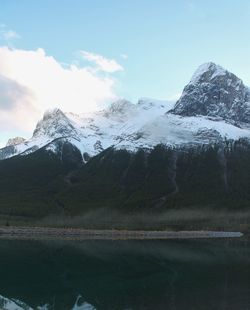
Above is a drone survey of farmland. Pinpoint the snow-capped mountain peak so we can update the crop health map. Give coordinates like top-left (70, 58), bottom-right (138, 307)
top-left (33, 108), bottom-right (78, 139)
top-left (190, 62), bottom-right (228, 84)
top-left (170, 62), bottom-right (250, 125)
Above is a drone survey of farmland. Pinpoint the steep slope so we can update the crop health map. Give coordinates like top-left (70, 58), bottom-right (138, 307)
top-left (1, 139), bottom-right (250, 229)
top-left (58, 140), bottom-right (250, 213)
top-left (0, 139), bottom-right (82, 224)
top-left (170, 62), bottom-right (250, 125)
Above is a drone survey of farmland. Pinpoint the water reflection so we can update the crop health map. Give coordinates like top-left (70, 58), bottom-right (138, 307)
top-left (0, 239), bottom-right (249, 309)
top-left (0, 293), bottom-right (95, 309)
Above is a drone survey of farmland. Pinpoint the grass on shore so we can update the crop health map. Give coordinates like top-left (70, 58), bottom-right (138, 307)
top-left (1, 208), bottom-right (250, 232)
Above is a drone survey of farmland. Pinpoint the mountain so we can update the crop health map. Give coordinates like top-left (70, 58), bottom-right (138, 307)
top-left (0, 139), bottom-right (250, 230)
top-left (33, 108), bottom-right (78, 139)
top-left (0, 98), bottom-right (174, 161)
top-left (0, 63), bottom-right (250, 229)
top-left (6, 137), bottom-right (26, 147)
top-left (1, 63), bottom-right (250, 163)
top-left (169, 62), bottom-right (250, 125)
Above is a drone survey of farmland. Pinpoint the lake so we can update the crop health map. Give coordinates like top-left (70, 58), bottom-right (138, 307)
top-left (0, 238), bottom-right (249, 309)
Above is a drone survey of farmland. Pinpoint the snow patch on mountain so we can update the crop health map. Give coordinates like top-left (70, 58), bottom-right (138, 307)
top-left (115, 114), bottom-right (250, 151)
top-left (64, 98), bottom-right (174, 156)
top-left (0, 98), bottom-right (173, 160)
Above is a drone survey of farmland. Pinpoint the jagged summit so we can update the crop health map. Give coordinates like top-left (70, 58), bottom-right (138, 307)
top-left (42, 108), bottom-right (64, 119)
top-left (6, 137), bottom-right (26, 147)
top-left (137, 98), bottom-right (171, 110)
top-left (170, 62), bottom-right (250, 124)
top-left (105, 99), bottom-right (135, 117)
top-left (190, 62), bottom-right (228, 84)
top-left (105, 98), bottom-right (170, 117)
top-left (33, 108), bottom-right (78, 139)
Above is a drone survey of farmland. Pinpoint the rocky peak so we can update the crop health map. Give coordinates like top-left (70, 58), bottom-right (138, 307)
top-left (137, 98), bottom-right (171, 111)
top-left (169, 62), bottom-right (250, 125)
top-left (6, 137), bottom-right (26, 147)
top-left (104, 99), bottom-right (136, 118)
top-left (33, 108), bottom-right (78, 139)
top-left (108, 99), bottom-right (134, 113)
top-left (137, 98), bottom-right (156, 107)
top-left (190, 62), bottom-right (228, 84)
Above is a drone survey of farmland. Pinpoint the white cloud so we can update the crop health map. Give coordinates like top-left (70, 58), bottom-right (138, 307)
top-left (0, 47), bottom-right (119, 133)
top-left (120, 54), bottom-right (128, 59)
top-left (81, 51), bottom-right (124, 73)
top-left (0, 24), bottom-right (20, 41)
top-left (3, 30), bottom-right (20, 40)
top-left (186, 0), bottom-right (195, 11)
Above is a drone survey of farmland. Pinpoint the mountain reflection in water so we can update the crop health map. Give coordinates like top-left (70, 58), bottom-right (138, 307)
top-left (0, 239), bottom-right (249, 310)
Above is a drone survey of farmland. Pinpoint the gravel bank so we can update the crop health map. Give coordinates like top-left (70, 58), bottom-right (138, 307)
top-left (0, 226), bottom-right (243, 240)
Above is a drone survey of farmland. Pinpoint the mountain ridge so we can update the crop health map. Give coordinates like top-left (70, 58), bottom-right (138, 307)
top-left (1, 63), bottom-right (250, 162)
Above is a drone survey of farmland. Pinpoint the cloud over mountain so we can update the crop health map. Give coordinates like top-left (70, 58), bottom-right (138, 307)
top-left (81, 50), bottom-right (124, 73)
top-left (0, 46), bottom-right (120, 132)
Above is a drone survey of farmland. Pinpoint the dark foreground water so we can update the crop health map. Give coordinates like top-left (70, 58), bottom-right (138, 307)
top-left (0, 239), bottom-right (249, 310)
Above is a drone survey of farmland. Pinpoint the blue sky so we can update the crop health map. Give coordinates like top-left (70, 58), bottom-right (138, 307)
top-left (0, 0), bottom-right (250, 145)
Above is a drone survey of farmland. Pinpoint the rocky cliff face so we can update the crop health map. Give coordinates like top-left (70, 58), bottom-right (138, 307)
top-left (169, 62), bottom-right (250, 125)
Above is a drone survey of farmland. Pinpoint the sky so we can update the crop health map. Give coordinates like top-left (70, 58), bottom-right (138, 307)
top-left (0, 0), bottom-right (250, 147)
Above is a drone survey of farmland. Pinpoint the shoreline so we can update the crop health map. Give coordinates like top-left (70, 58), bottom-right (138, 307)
top-left (0, 226), bottom-right (244, 240)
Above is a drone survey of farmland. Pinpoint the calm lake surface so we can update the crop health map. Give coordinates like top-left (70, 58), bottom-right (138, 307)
top-left (0, 238), bottom-right (249, 310)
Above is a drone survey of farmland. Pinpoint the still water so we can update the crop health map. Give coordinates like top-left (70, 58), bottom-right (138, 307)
top-left (0, 238), bottom-right (249, 310)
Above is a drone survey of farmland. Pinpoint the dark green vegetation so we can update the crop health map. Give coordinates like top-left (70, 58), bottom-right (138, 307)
top-left (0, 139), bottom-right (250, 230)
top-left (0, 239), bottom-right (250, 309)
